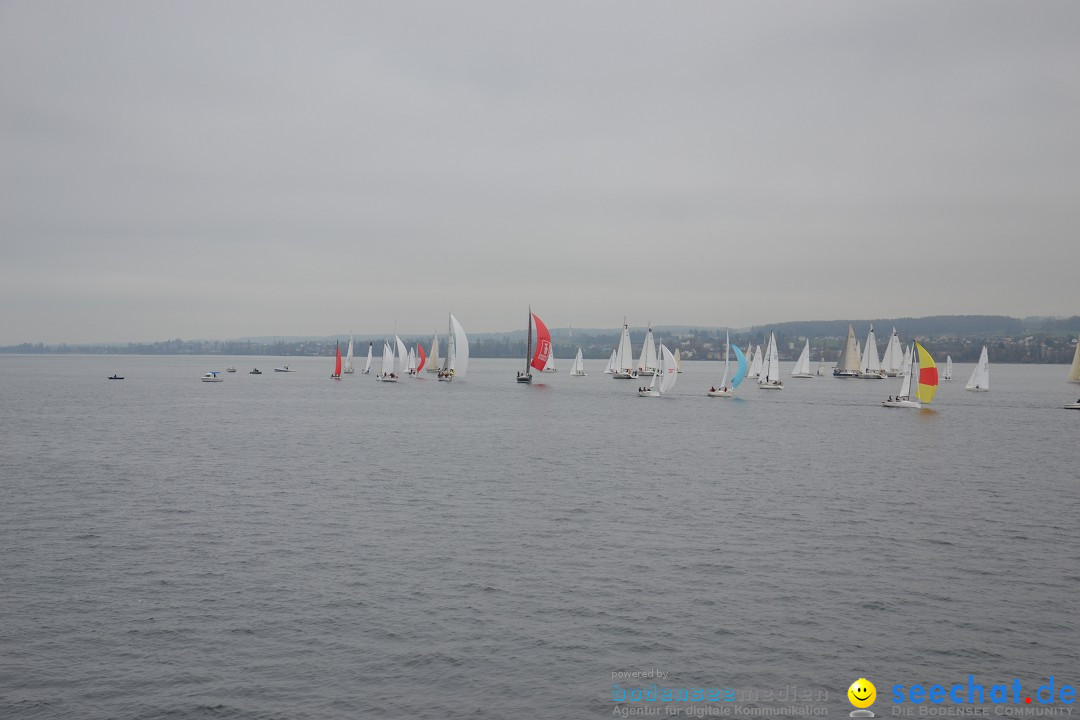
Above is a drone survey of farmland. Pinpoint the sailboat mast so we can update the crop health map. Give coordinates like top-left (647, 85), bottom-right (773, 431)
top-left (526, 307), bottom-right (533, 374)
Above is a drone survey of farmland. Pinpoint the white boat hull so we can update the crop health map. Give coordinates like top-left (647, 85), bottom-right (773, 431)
top-left (612, 371), bottom-right (637, 379)
top-left (706, 389), bottom-right (733, 398)
top-left (343, 368), bottom-right (353, 374)
top-left (858, 371), bottom-right (887, 379)
top-left (637, 389), bottom-right (660, 397)
top-left (758, 382), bottom-right (783, 390)
top-left (882, 400), bottom-right (921, 408)
top-left (543, 368), bottom-right (557, 373)
top-left (1064, 402), bottom-right (1080, 410)
top-left (790, 373), bottom-right (815, 379)
top-left (375, 374), bottom-right (398, 382)
top-left (516, 373), bottom-right (532, 383)
top-left (201, 376), bottom-right (223, 382)
top-left (570, 371), bottom-right (586, 376)
top-left (965, 387), bottom-right (990, 392)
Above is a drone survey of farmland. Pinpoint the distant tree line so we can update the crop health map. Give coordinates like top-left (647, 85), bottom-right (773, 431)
top-left (3, 315), bottom-right (1078, 363)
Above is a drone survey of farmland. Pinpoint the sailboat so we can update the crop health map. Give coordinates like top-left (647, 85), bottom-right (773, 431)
top-left (816, 353), bottom-right (826, 376)
top-left (858, 324), bottom-right (886, 379)
top-left (413, 343), bottom-right (427, 376)
top-left (543, 346), bottom-right (557, 372)
top-left (516, 308), bottom-right (550, 383)
top-left (604, 349), bottom-right (617, 374)
top-left (343, 336), bottom-right (355, 374)
top-left (833, 324), bottom-right (861, 377)
top-left (570, 348), bottom-right (586, 376)
top-left (376, 337), bottom-right (406, 382)
top-left (637, 324), bottom-right (659, 377)
top-left (790, 339), bottom-right (814, 378)
top-left (638, 344), bottom-right (678, 397)
top-left (707, 332), bottom-right (747, 397)
top-left (880, 327), bottom-right (904, 376)
top-left (747, 345), bottom-right (763, 379)
top-left (943, 355), bottom-right (953, 381)
top-left (437, 313), bottom-right (469, 381)
top-left (1067, 340), bottom-right (1080, 384)
top-left (965, 345), bottom-right (990, 392)
top-left (882, 343), bottom-right (938, 408)
top-left (331, 341), bottom-right (342, 379)
top-left (612, 321), bottom-right (636, 379)
top-left (757, 332), bottom-right (783, 389)
top-left (406, 347), bottom-right (417, 375)
top-left (426, 332), bottom-right (441, 373)
top-left (362, 342), bottom-right (373, 374)
top-left (674, 348), bottom-right (683, 373)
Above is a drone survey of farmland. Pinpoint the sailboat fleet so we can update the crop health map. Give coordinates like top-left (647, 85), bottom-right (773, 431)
top-left (273, 322), bottom-right (1079, 409)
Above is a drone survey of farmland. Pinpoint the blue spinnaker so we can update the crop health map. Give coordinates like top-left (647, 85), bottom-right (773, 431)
top-left (732, 345), bottom-right (748, 388)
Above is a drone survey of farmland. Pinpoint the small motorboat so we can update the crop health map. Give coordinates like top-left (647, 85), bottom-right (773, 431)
top-left (274, 366), bottom-right (295, 372)
top-left (201, 372), bottom-right (224, 382)
top-left (226, 366), bottom-right (237, 373)
top-left (108, 375), bottom-right (124, 380)
top-left (1065, 400), bottom-right (1080, 410)
top-left (249, 368), bottom-right (262, 375)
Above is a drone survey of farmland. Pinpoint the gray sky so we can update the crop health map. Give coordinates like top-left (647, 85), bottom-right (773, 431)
top-left (3, 1), bottom-right (1079, 344)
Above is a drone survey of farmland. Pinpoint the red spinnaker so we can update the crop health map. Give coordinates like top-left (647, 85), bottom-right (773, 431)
top-left (530, 313), bottom-right (551, 372)
top-left (334, 343), bottom-right (342, 376)
top-left (416, 343), bottom-right (427, 372)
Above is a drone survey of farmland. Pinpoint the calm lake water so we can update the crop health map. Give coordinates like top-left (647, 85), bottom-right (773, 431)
top-left (1, 355), bottom-right (1077, 719)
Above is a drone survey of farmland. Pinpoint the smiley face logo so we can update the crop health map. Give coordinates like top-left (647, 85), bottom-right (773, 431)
top-left (848, 678), bottom-right (876, 709)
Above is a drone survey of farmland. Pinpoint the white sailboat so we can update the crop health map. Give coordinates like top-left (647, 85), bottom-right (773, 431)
top-left (570, 348), bottom-right (586, 376)
top-left (1067, 340), bottom-right (1080, 384)
top-left (757, 332), bottom-right (783, 389)
top-left (965, 345), bottom-right (990, 392)
top-left (426, 333), bottom-right (441, 373)
top-left (636, 324), bottom-right (659, 377)
top-left (437, 313), bottom-right (469, 381)
top-left (612, 321), bottom-right (637, 379)
top-left (880, 327), bottom-right (904, 377)
top-left (604, 348), bottom-right (617, 374)
top-left (790, 339), bottom-right (814, 378)
top-left (707, 331), bottom-right (746, 398)
top-left (376, 341), bottom-right (397, 382)
top-left (747, 345), bottom-right (763, 379)
top-left (543, 346), bottom-right (557, 372)
top-left (362, 342), bottom-right (373, 374)
top-left (674, 348), bottom-right (683, 373)
top-left (638, 344), bottom-right (678, 397)
top-left (858, 324), bottom-right (886, 379)
top-left (827, 330), bottom-right (856, 376)
top-left (816, 353), bottom-right (826, 376)
top-left (343, 336), bottom-right (355, 374)
top-left (406, 347), bottom-right (417, 375)
top-left (943, 355), bottom-right (953, 381)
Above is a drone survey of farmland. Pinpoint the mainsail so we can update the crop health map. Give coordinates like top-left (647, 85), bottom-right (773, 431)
top-left (450, 314), bottom-right (469, 379)
top-left (1069, 340), bottom-right (1080, 383)
top-left (965, 345), bottom-right (990, 391)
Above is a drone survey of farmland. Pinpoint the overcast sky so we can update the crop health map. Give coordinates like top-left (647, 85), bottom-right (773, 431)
top-left (2, 1), bottom-right (1078, 344)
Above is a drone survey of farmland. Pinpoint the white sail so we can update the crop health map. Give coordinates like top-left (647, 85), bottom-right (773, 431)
top-left (748, 345), bottom-right (763, 378)
top-left (674, 348), bottom-right (683, 373)
top-left (896, 344), bottom-right (914, 399)
top-left (834, 324), bottom-right (861, 375)
top-left (604, 349), bottom-right (616, 374)
top-left (943, 355), bottom-right (952, 380)
top-left (965, 345), bottom-right (990, 391)
top-left (344, 336), bottom-right (354, 373)
top-left (881, 327), bottom-right (904, 375)
top-left (1068, 340), bottom-right (1080, 383)
top-left (902, 346), bottom-right (913, 377)
top-left (658, 344), bottom-right (678, 394)
top-left (543, 346), bottom-right (556, 372)
top-left (816, 354), bottom-right (825, 376)
top-left (720, 332), bottom-right (731, 387)
top-left (791, 339), bottom-right (812, 377)
top-left (450, 314), bottom-right (469, 379)
top-left (758, 333), bottom-right (781, 385)
top-left (571, 348), bottom-right (585, 376)
top-left (364, 342), bottom-right (373, 373)
top-left (381, 342), bottom-right (394, 375)
top-left (614, 323), bottom-right (635, 375)
top-left (427, 333), bottom-right (441, 373)
top-left (859, 325), bottom-right (882, 374)
top-left (637, 325), bottom-right (658, 375)
top-left (407, 347), bottom-right (416, 373)
top-left (395, 335), bottom-right (408, 376)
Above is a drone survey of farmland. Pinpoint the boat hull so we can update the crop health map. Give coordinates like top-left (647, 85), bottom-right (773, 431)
top-left (569, 371), bottom-right (586, 376)
top-left (757, 382), bottom-right (783, 390)
top-left (1064, 403), bottom-right (1080, 410)
top-left (612, 371), bottom-right (637, 379)
top-left (965, 387), bottom-right (990, 392)
top-left (637, 389), bottom-right (660, 397)
top-left (516, 374), bottom-right (532, 383)
top-left (706, 389), bottom-right (733, 398)
top-left (790, 373), bottom-right (815, 379)
top-left (832, 370), bottom-right (859, 378)
top-left (375, 374), bottom-right (398, 382)
top-left (882, 400), bottom-right (921, 408)
top-left (858, 371), bottom-right (887, 379)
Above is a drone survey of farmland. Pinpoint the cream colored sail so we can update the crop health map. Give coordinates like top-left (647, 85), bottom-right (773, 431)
top-left (1069, 340), bottom-right (1080, 383)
